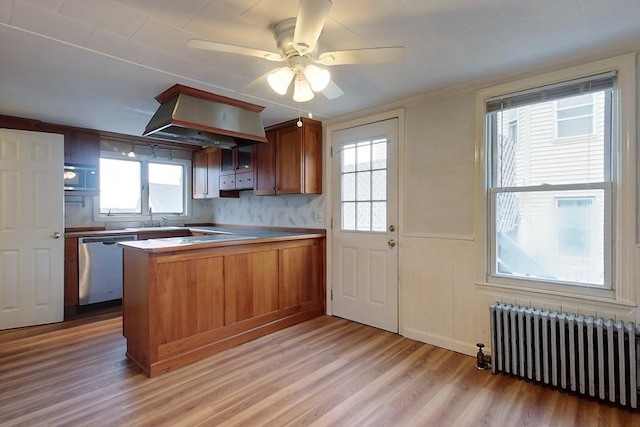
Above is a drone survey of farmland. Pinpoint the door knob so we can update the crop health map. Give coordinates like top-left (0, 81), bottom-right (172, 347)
top-left (387, 239), bottom-right (396, 248)
top-left (51, 232), bottom-right (61, 239)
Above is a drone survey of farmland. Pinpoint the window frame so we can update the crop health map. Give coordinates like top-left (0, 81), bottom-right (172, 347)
top-left (474, 53), bottom-right (637, 303)
top-left (94, 151), bottom-right (192, 223)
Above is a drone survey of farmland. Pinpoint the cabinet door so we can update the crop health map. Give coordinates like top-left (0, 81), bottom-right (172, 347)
top-left (205, 149), bottom-right (221, 196)
top-left (192, 149), bottom-right (208, 199)
top-left (275, 125), bottom-right (303, 194)
top-left (253, 132), bottom-right (277, 195)
top-left (65, 131), bottom-right (100, 165)
top-left (220, 149), bottom-right (235, 175)
top-left (236, 146), bottom-right (253, 172)
top-left (64, 237), bottom-right (79, 311)
top-left (280, 240), bottom-right (323, 310)
top-left (224, 250), bottom-right (279, 324)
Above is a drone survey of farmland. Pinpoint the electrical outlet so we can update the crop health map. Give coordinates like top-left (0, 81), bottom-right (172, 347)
top-left (247, 207), bottom-right (252, 217)
top-left (315, 210), bottom-right (324, 222)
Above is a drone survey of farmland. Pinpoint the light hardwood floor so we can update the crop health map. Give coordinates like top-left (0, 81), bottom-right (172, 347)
top-left (1, 314), bottom-right (638, 426)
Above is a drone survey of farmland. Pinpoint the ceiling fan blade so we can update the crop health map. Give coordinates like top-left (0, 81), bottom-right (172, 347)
top-left (188, 39), bottom-right (284, 62)
top-left (321, 79), bottom-right (344, 100)
top-left (317, 46), bottom-right (405, 66)
top-left (293, 0), bottom-right (332, 56)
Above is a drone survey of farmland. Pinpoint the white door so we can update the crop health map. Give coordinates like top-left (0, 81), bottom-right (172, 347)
top-left (0, 129), bottom-right (64, 330)
top-left (331, 118), bottom-right (398, 332)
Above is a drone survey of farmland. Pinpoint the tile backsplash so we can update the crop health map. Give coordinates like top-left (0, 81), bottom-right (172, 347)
top-left (211, 192), bottom-right (326, 228)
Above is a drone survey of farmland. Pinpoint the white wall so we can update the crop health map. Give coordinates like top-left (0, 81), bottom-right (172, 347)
top-left (396, 53), bottom-right (639, 356)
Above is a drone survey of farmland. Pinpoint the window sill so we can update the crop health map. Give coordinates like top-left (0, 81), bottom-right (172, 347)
top-left (474, 280), bottom-right (636, 309)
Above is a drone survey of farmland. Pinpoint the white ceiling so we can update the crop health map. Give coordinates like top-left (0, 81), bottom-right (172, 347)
top-left (1, 0), bottom-right (639, 136)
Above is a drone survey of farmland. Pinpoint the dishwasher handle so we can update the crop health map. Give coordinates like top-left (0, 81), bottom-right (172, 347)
top-left (78, 235), bottom-right (138, 244)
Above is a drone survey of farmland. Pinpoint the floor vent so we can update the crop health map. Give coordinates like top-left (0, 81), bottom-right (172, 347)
top-left (490, 302), bottom-right (639, 409)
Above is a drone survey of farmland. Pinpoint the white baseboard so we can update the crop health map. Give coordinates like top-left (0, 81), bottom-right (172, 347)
top-left (401, 327), bottom-right (479, 357)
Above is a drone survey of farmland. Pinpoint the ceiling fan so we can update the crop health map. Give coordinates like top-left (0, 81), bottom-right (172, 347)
top-left (188, 0), bottom-right (405, 102)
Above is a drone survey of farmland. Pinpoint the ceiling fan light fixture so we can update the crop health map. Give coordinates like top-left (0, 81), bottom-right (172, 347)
top-left (303, 64), bottom-right (330, 92)
top-left (293, 76), bottom-right (314, 102)
top-left (267, 67), bottom-right (295, 95)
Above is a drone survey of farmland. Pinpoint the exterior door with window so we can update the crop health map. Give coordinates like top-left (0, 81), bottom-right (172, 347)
top-left (0, 129), bottom-right (64, 329)
top-left (331, 118), bottom-right (398, 333)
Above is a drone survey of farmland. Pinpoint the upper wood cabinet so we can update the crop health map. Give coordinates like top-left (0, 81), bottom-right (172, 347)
top-left (220, 146), bottom-right (253, 175)
top-left (192, 147), bottom-right (239, 199)
top-left (254, 118), bottom-right (322, 196)
top-left (65, 131), bottom-right (100, 165)
top-left (220, 146), bottom-right (254, 190)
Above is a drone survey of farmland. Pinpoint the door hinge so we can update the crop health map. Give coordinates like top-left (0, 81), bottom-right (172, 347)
top-left (330, 218), bottom-right (333, 229)
top-left (330, 146), bottom-right (333, 157)
top-left (331, 289), bottom-right (333, 300)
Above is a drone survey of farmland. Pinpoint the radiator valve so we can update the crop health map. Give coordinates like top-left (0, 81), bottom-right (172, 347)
top-left (476, 343), bottom-right (491, 370)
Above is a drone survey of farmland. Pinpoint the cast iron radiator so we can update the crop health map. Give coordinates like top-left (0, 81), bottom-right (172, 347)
top-left (489, 302), bottom-right (639, 409)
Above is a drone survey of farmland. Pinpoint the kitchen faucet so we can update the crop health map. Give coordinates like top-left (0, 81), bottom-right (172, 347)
top-left (148, 207), bottom-right (154, 227)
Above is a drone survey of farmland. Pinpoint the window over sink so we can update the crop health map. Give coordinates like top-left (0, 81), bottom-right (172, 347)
top-left (96, 152), bottom-right (191, 223)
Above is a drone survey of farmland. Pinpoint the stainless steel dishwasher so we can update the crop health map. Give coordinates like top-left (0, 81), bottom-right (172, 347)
top-left (78, 235), bottom-right (137, 305)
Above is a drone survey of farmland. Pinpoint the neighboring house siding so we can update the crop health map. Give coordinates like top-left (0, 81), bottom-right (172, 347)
top-left (499, 92), bottom-right (606, 284)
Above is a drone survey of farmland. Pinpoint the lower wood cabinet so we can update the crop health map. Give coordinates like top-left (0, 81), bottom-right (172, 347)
top-left (122, 237), bottom-right (325, 377)
top-left (63, 229), bottom-right (191, 317)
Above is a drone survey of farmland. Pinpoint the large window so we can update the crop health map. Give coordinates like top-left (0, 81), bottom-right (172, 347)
top-left (98, 154), bottom-right (189, 221)
top-left (486, 73), bottom-right (614, 289)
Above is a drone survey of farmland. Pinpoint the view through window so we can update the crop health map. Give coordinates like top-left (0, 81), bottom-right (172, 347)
top-left (486, 74), bottom-right (614, 288)
top-left (99, 157), bottom-right (186, 217)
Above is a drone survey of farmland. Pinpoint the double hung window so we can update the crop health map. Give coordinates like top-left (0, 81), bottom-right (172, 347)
top-left (98, 154), bottom-right (189, 219)
top-left (486, 73), bottom-right (615, 289)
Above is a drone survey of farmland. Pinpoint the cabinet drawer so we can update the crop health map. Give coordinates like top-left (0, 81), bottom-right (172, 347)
top-left (219, 175), bottom-right (236, 190)
top-left (236, 172), bottom-right (254, 190)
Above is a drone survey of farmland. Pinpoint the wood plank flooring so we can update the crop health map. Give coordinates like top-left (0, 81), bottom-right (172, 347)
top-left (1, 315), bottom-right (638, 426)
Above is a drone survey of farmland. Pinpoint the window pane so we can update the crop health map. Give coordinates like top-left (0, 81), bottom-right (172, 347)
top-left (356, 171), bottom-right (371, 201)
top-left (342, 172), bottom-right (355, 201)
top-left (557, 104), bottom-right (592, 119)
top-left (371, 141), bottom-right (387, 169)
top-left (149, 163), bottom-right (184, 214)
top-left (99, 158), bottom-right (141, 214)
top-left (557, 117), bottom-right (593, 138)
top-left (494, 189), bottom-right (604, 286)
top-left (356, 202), bottom-right (370, 231)
top-left (356, 142), bottom-right (371, 171)
top-left (372, 202), bottom-right (386, 232)
top-left (340, 138), bottom-right (388, 233)
top-left (342, 144), bottom-right (356, 173)
top-left (342, 202), bottom-right (355, 230)
top-left (492, 91), bottom-right (606, 187)
top-left (372, 170), bottom-right (386, 200)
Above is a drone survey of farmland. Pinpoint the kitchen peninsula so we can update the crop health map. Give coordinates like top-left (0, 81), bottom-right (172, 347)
top-left (120, 226), bottom-right (325, 377)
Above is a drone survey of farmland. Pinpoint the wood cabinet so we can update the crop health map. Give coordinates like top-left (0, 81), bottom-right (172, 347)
top-left (254, 118), bottom-right (322, 195)
top-left (63, 229), bottom-right (191, 317)
top-left (122, 237), bottom-right (325, 377)
top-left (220, 146), bottom-right (254, 190)
top-left (64, 130), bottom-right (101, 196)
top-left (192, 148), bottom-right (240, 199)
top-left (64, 237), bottom-right (79, 316)
top-left (64, 130), bottom-right (101, 165)
top-left (192, 148), bottom-right (239, 198)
